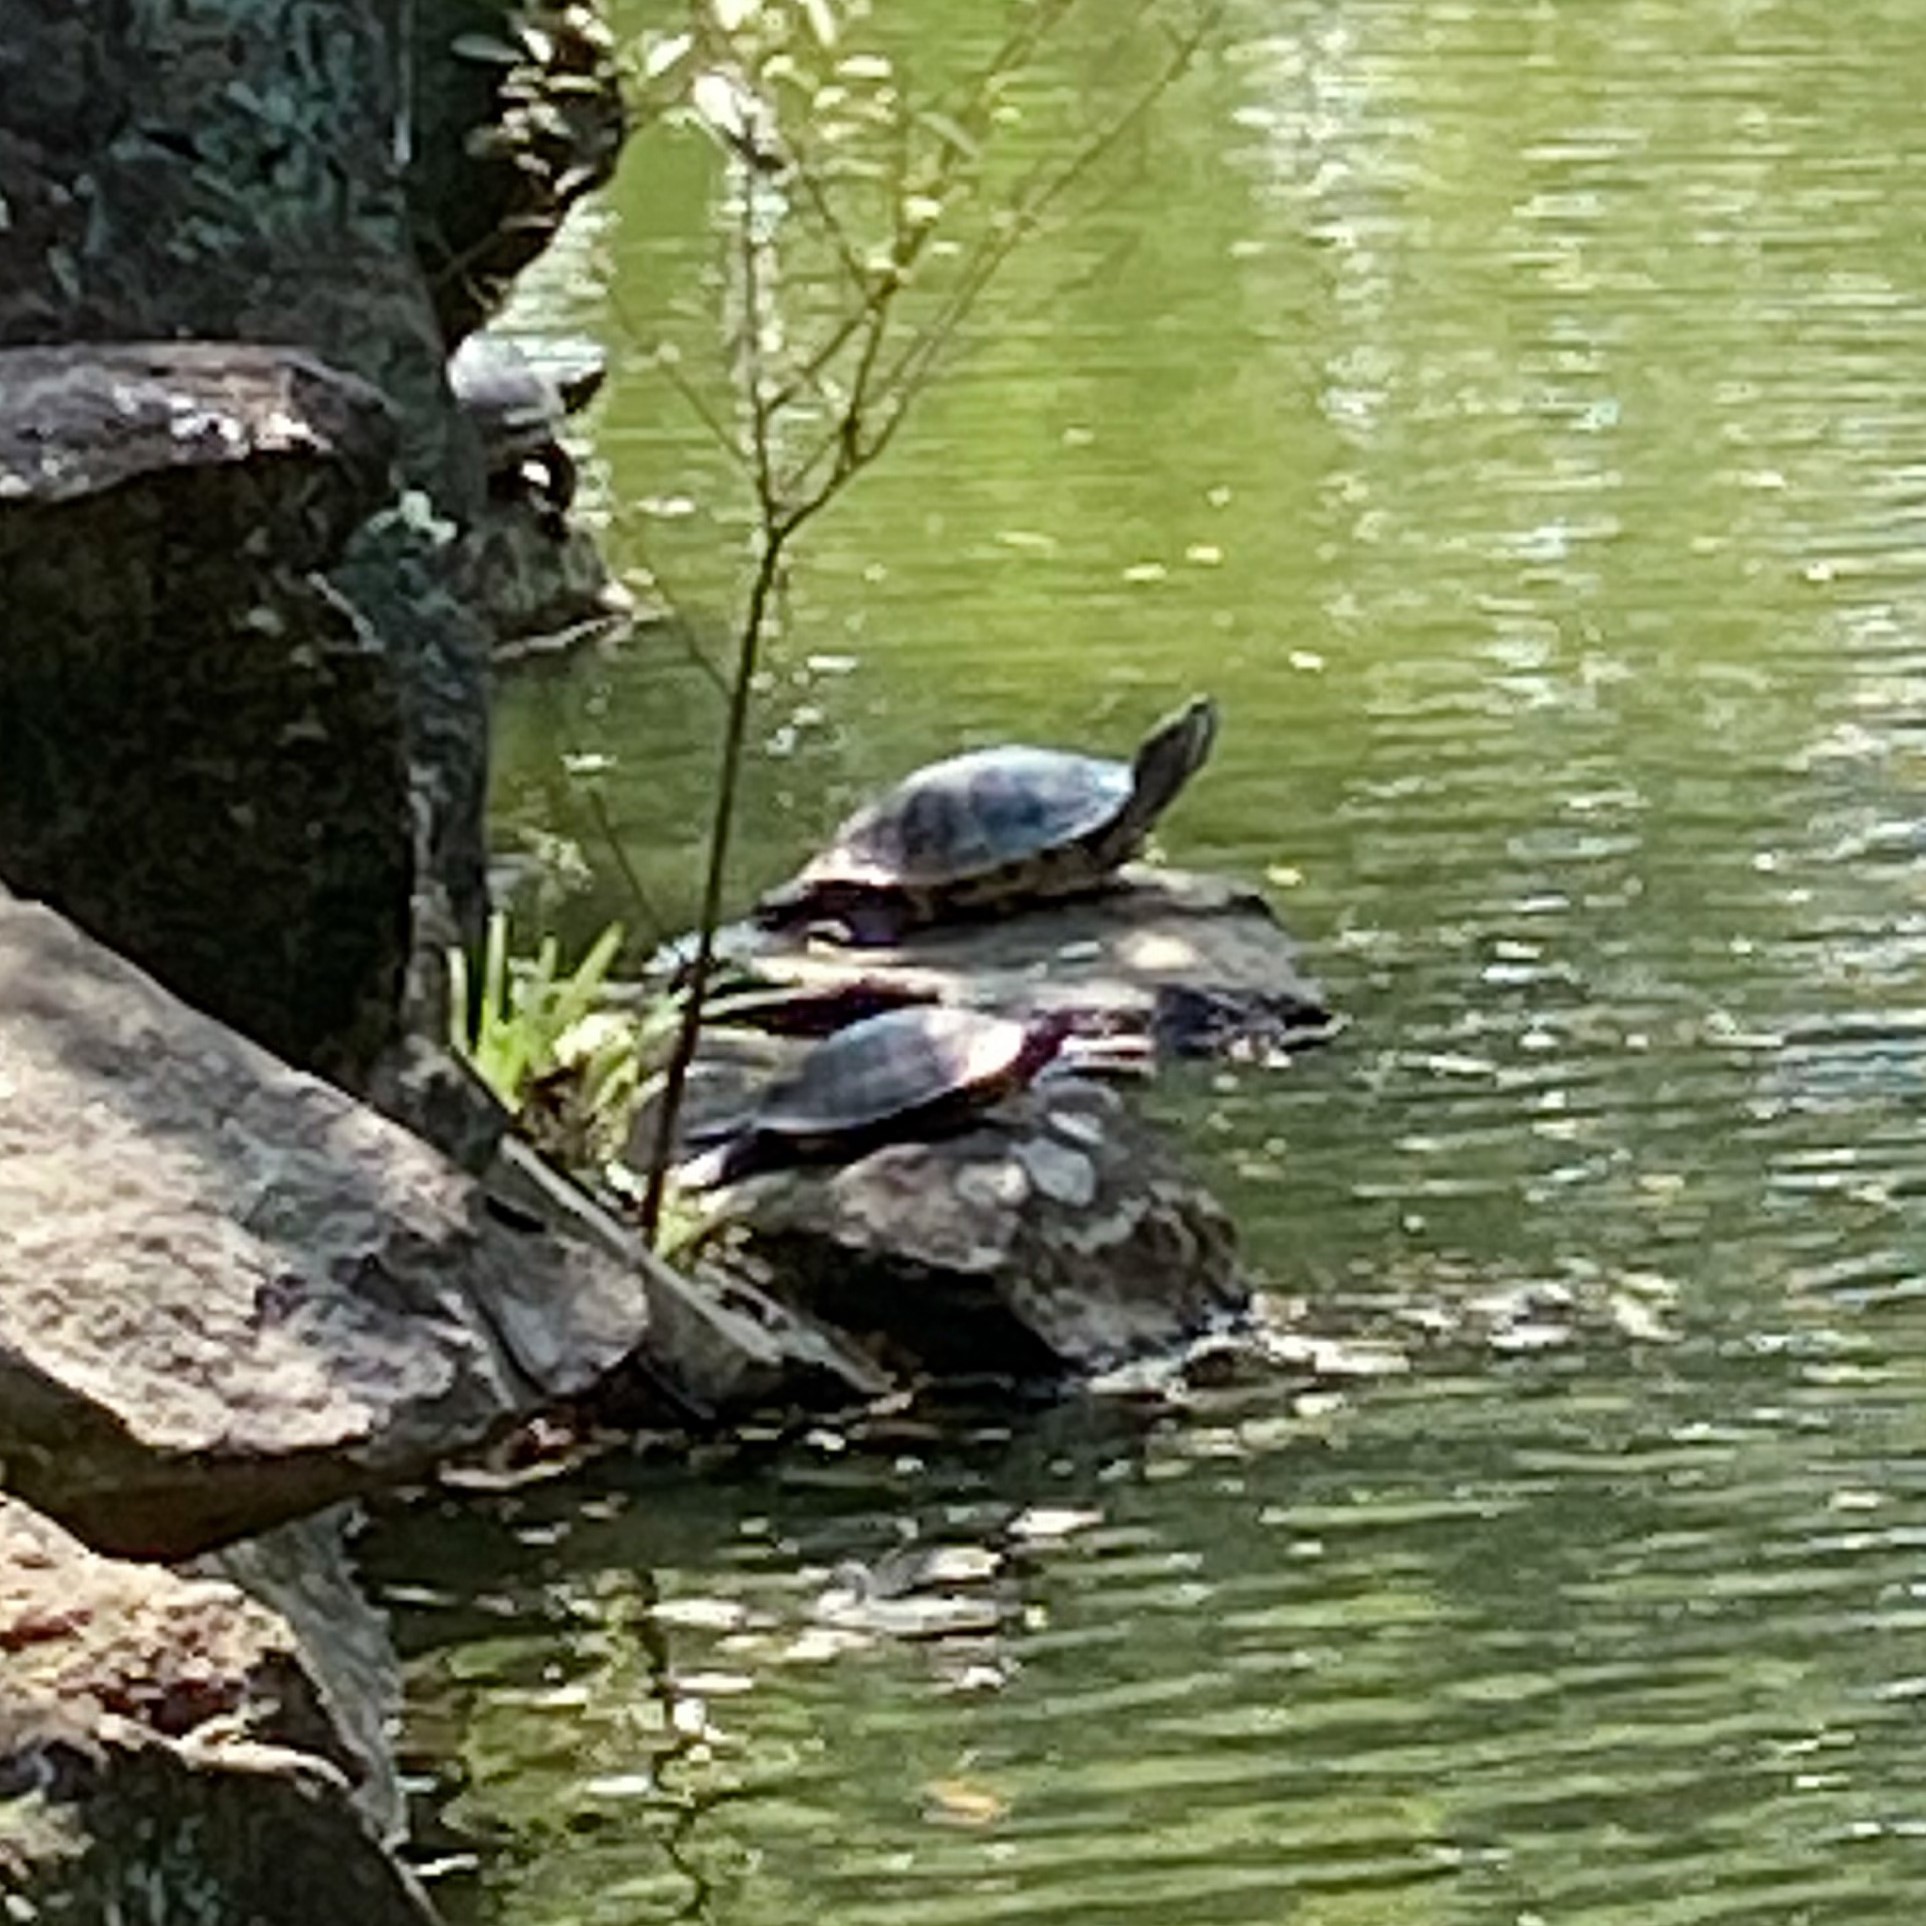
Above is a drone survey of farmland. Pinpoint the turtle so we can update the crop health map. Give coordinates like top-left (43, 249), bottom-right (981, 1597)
top-left (753, 695), bottom-right (1219, 944)
top-left (447, 330), bottom-right (605, 524)
top-left (680, 1004), bottom-right (1075, 1188)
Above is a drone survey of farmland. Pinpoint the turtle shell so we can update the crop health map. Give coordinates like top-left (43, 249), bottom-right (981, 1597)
top-left (754, 1005), bottom-right (1042, 1141)
top-left (755, 697), bottom-right (1217, 937)
top-left (448, 332), bottom-right (562, 459)
top-left (805, 745), bottom-right (1133, 892)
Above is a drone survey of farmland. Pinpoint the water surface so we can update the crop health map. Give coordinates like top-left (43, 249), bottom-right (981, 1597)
top-left (387, 1), bottom-right (1926, 1918)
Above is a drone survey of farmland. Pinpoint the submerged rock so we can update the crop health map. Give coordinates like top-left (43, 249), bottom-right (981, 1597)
top-left (810, 1545), bottom-right (1018, 1643)
top-left (0, 890), bottom-right (653, 1559)
top-left (705, 1079), bottom-right (1246, 1379)
top-left (0, 1497), bottom-right (435, 1923)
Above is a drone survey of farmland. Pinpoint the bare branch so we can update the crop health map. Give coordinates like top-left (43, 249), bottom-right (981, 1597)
top-left (785, 139), bottom-right (877, 296)
top-left (635, 526), bottom-right (786, 1242)
top-left (581, 784), bottom-right (671, 943)
top-left (632, 0), bottom-right (1229, 1241)
top-left (649, 345), bottom-right (753, 474)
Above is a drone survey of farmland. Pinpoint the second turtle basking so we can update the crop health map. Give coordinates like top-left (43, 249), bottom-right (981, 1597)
top-left (680, 1003), bottom-right (1075, 1188)
top-left (754, 695), bottom-right (1218, 944)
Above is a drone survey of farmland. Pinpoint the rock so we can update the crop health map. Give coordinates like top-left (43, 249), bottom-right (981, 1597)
top-left (0, 0), bottom-right (460, 496)
top-left (0, 1500), bottom-right (374, 1805)
top-left (0, 1), bottom-right (632, 1128)
top-left (195, 1509), bottom-right (408, 1845)
top-left (0, 343), bottom-right (412, 1086)
top-left (721, 865), bottom-right (1337, 1068)
top-left (331, 508), bottom-right (499, 1074)
top-left (365, 1036), bottom-right (514, 1178)
top-left (810, 1550), bottom-right (1017, 1642)
top-left (0, 889), bottom-right (653, 1559)
top-left (482, 1137), bottom-right (891, 1419)
top-left (409, 4), bottom-right (628, 343)
top-left (0, 1497), bottom-right (435, 1924)
top-left (709, 1079), bottom-right (1247, 1378)
top-left (460, 503), bottom-right (637, 661)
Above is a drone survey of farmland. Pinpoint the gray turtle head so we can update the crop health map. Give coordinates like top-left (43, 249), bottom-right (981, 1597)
top-left (1128, 695), bottom-right (1218, 822)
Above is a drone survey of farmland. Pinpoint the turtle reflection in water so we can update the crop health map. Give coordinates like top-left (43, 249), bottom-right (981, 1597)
top-left (755, 695), bottom-right (1218, 945)
top-left (680, 1004), bottom-right (1075, 1189)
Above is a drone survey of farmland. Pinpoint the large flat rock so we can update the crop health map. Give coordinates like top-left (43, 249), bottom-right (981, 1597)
top-left (0, 890), bottom-right (652, 1558)
top-left (724, 865), bottom-right (1336, 1065)
top-left (0, 341), bottom-right (395, 523)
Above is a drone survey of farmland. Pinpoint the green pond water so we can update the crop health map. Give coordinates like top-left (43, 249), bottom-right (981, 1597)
top-left (376, 1), bottom-right (1926, 1918)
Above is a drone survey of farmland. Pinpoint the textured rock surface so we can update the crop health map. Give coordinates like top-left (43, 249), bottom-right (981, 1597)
top-left (196, 1508), bottom-right (408, 1844)
top-left (409, 3), bottom-right (628, 342)
top-left (712, 1079), bottom-right (1248, 1378)
top-left (462, 498), bottom-right (637, 660)
top-left (0, 1498), bottom-right (435, 1924)
top-left (0, 342), bottom-right (412, 1086)
top-left (730, 866), bottom-right (1336, 1066)
top-left (0, 0), bottom-right (458, 493)
top-left (0, 0), bottom-right (630, 1114)
top-left (0, 890), bottom-right (653, 1558)
top-left (483, 1137), bottom-right (888, 1419)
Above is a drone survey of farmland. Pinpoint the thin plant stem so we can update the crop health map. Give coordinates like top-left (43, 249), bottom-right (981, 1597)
top-left (582, 784), bottom-right (669, 943)
top-left (630, 0), bottom-right (1226, 1242)
top-left (636, 528), bottom-right (785, 1242)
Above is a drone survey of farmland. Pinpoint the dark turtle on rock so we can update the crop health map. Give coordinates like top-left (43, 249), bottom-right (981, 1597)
top-left (447, 330), bottom-right (605, 524)
top-left (754, 696), bottom-right (1219, 945)
top-left (681, 1004), bottom-right (1074, 1188)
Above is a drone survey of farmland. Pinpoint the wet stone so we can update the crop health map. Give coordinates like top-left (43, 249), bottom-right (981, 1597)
top-left (1015, 1134), bottom-right (1099, 1207)
top-left (706, 1079), bottom-right (1246, 1380)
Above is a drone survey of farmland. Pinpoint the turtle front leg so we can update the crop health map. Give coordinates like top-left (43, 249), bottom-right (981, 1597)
top-left (833, 891), bottom-right (918, 949)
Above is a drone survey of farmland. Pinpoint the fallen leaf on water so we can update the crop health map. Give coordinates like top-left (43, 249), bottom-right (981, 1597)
top-left (923, 1778), bottom-right (1010, 1828)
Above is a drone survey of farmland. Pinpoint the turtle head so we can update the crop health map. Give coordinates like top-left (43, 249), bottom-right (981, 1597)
top-left (750, 875), bottom-right (816, 931)
top-left (753, 874), bottom-right (912, 947)
top-left (1015, 1007), bottom-right (1079, 1080)
top-left (1128, 695), bottom-right (1219, 819)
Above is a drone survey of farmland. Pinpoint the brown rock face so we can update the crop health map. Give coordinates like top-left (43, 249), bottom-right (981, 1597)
top-left (0, 1497), bottom-right (434, 1922)
top-left (0, 890), bottom-right (652, 1559)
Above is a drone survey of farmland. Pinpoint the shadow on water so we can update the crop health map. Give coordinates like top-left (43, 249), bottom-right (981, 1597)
top-left (381, 0), bottom-right (1926, 1918)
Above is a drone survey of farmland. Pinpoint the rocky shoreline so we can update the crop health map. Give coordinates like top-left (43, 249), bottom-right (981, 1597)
top-left (0, 3), bottom-right (642, 1909)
